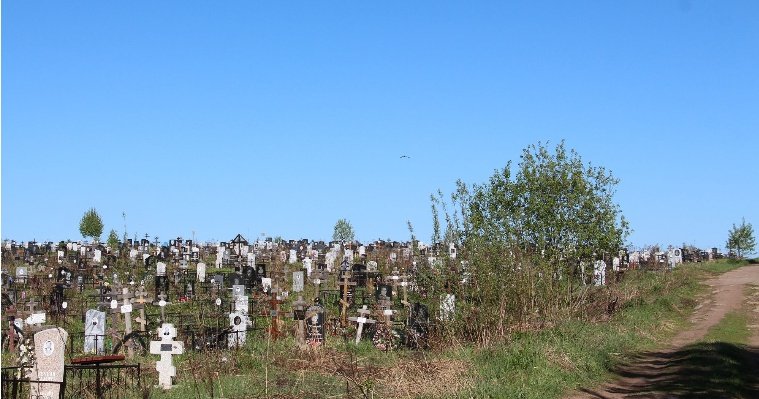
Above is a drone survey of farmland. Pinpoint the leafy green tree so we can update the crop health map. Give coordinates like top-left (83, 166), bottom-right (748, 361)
top-left (727, 218), bottom-right (755, 258)
top-left (332, 218), bottom-right (355, 243)
top-left (107, 229), bottom-right (120, 249)
top-left (429, 141), bottom-right (629, 343)
top-left (79, 207), bottom-right (104, 242)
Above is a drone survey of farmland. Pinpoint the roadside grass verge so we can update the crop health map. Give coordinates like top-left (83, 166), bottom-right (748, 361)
top-left (455, 266), bottom-right (706, 399)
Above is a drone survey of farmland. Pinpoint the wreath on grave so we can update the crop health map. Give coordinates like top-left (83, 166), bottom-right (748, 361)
top-left (372, 324), bottom-right (399, 351)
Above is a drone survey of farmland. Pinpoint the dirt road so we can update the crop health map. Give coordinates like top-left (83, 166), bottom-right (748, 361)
top-left (570, 265), bottom-right (759, 399)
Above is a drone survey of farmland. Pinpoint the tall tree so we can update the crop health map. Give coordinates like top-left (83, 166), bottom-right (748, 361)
top-left (727, 218), bottom-right (755, 259)
top-left (107, 229), bottom-right (120, 249)
top-left (430, 141), bottom-right (629, 343)
top-left (332, 218), bottom-right (355, 243)
top-left (79, 207), bottom-right (104, 242)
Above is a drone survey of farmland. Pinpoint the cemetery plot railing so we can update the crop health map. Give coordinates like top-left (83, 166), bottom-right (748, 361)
top-left (64, 363), bottom-right (141, 399)
top-left (68, 333), bottom-right (112, 357)
top-left (1, 367), bottom-right (64, 399)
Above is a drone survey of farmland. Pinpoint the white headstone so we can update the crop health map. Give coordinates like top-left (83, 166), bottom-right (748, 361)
top-left (129, 249), bottom-right (139, 260)
top-left (29, 327), bottom-right (68, 399)
top-left (303, 257), bottom-right (313, 277)
top-left (366, 261), bottom-right (378, 272)
top-left (344, 249), bottom-right (354, 262)
top-left (156, 262), bottom-right (167, 276)
top-left (261, 278), bottom-right (272, 293)
top-left (247, 252), bottom-right (256, 268)
top-left (232, 285), bottom-right (246, 299)
top-left (234, 295), bottom-right (249, 314)
top-left (93, 249), bottom-right (102, 264)
top-left (292, 271), bottom-right (304, 292)
top-left (289, 249), bottom-right (297, 264)
top-left (612, 257), bottom-right (620, 272)
top-left (84, 309), bottom-right (106, 354)
top-left (216, 246), bottom-right (224, 268)
top-left (228, 311), bottom-right (249, 348)
top-left (439, 294), bottom-right (456, 321)
top-left (593, 260), bottom-right (606, 286)
top-left (26, 312), bottom-right (46, 327)
top-left (196, 262), bottom-right (206, 282)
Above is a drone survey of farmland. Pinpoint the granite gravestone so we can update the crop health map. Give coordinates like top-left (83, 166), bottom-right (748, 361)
top-left (84, 309), bottom-right (106, 354)
top-left (29, 327), bottom-right (68, 399)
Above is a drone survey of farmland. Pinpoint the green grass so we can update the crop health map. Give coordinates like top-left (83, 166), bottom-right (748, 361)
top-left (454, 267), bottom-right (706, 399)
top-left (688, 258), bottom-right (752, 275)
top-left (145, 264), bottom-right (725, 399)
top-left (701, 311), bottom-right (751, 345)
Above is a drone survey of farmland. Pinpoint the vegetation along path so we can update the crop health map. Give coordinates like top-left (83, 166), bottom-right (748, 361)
top-left (572, 265), bottom-right (759, 399)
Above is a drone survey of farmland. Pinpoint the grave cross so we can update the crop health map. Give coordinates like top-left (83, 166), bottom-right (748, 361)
top-left (400, 275), bottom-right (411, 307)
top-left (25, 298), bottom-right (39, 315)
top-left (133, 286), bottom-right (153, 332)
top-left (385, 268), bottom-right (406, 298)
top-left (292, 295), bottom-right (308, 347)
top-left (339, 272), bottom-right (356, 327)
top-left (149, 323), bottom-right (184, 390)
top-left (118, 287), bottom-right (135, 358)
top-left (267, 288), bottom-right (284, 339)
top-left (6, 305), bottom-right (17, 352)
top-left (347, 305), bottom-right (376, 344)
top-left (106, 297), bottom-right (121, 345)
top-left (312, 273), bottom-right (323, 299)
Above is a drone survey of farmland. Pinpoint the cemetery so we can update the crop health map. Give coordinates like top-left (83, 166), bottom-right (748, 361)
top-left (1, 142), bottom-right (755, 399)
top-left (0, 231), bottom-right (738, 398)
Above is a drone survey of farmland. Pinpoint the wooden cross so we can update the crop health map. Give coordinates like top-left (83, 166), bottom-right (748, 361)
top-left (339, 272), bottom-right (356, 327)
top-left (6, 305), bottom-right (17, 352)
top-left (118, 287), bottom-right (135, 358)
top-left (400, 275), bottom-right (411, 307)
top-left (291, 295), bottom-right (308, 347)
top-left (132, 286), bottom-right (153, 332)
top-left (25, 298), bottom-right (38, 315)
top-left (267, 288), bottom-right (284, 339)
top-left (312, 272), bottom-right (323, 299)
top-left (386, 268), bottom-right (407, 299)
top-left (378, 307), bottom-right (396, 328)
top-left (348, 305), bottom-right (376, 344)
top-left (149, 323), bottom-right (184, 390)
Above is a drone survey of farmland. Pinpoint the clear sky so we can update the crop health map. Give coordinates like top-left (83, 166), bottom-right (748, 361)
top-left (2, 1), bottom-right (757, 251)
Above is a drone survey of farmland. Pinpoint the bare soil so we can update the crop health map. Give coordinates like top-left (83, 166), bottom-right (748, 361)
top-left (569, 265), bottom-right (759, 399)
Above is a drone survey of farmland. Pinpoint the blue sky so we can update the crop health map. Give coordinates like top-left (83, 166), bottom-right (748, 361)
top-left (2, 1), bottom-right (757, 250)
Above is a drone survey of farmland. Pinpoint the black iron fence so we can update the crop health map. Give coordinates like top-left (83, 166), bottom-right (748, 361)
top-left (2, 363), bottom-right (141, 399)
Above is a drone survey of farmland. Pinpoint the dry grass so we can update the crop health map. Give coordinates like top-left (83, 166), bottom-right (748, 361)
top-left (274, 347), bottom-right (473, 398)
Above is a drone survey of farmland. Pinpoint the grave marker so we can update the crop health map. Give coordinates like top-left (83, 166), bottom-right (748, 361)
top-left (292, 271), bottom-right (304, 293)
top-left (348, 305), bottom-right (376, 344)
top-left (305, 300), bottom-right (325, 347)
top-left (196, 262), bottom-right (206, 282)
top-left (149, 323), bottom-right (184, 389)
top-left (84, 309), bottom-right (106, 354)
top-left (29, 327), bottom-right (68, 399)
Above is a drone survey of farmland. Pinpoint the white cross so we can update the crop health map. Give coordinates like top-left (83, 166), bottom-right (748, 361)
top-left (149, 323), bottom-right (184, 389)
top-left (348, 305), bottom-right (376, 344)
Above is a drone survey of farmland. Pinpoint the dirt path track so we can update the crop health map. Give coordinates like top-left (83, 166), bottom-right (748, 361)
top-left (570, 265), bottom-right (759, 399)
